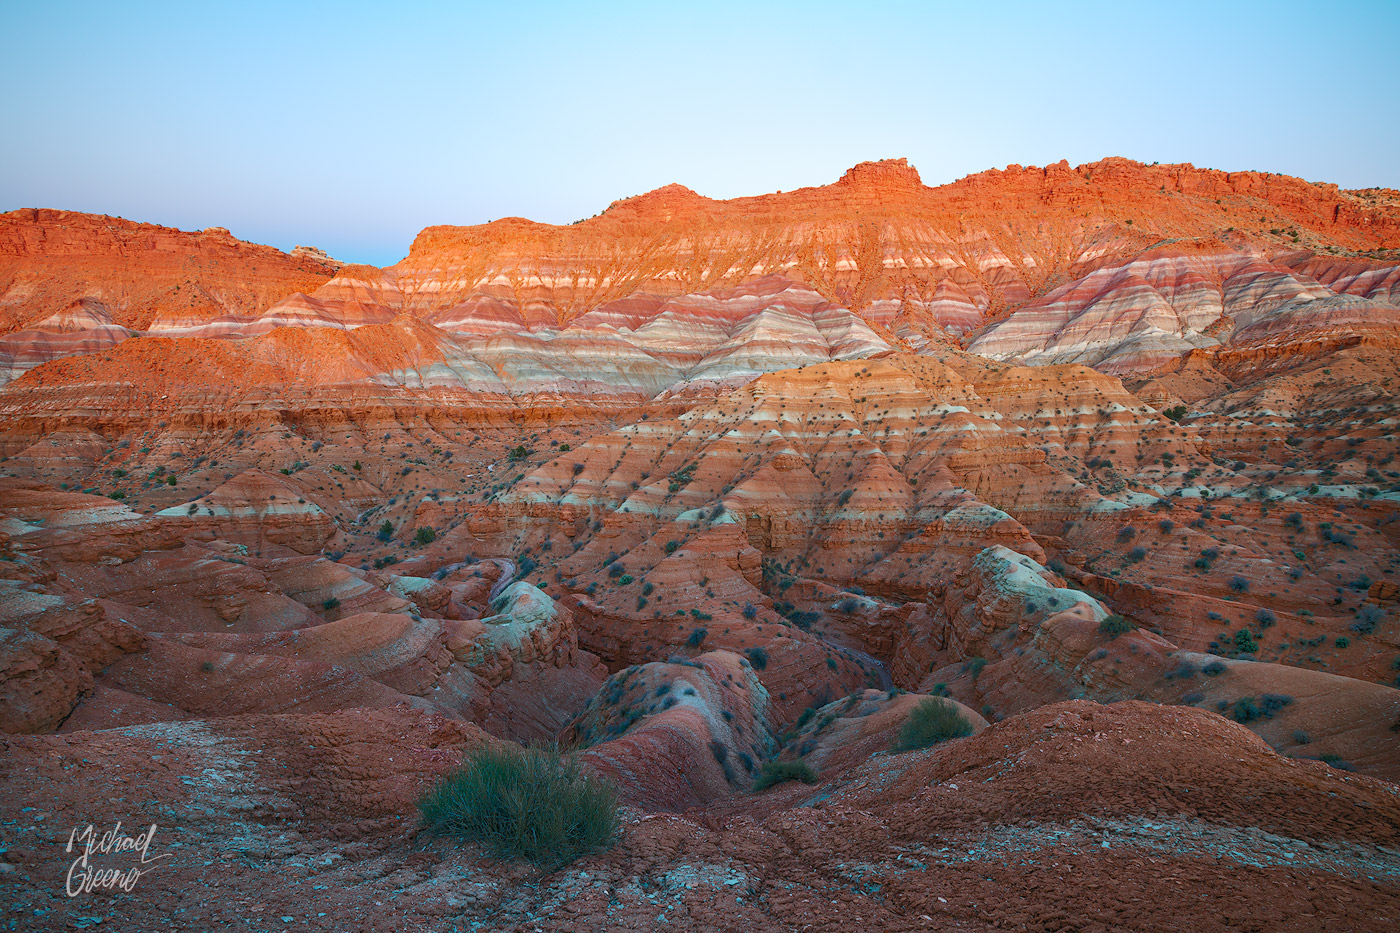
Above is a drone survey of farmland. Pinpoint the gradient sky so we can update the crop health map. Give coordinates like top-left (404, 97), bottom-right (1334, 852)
top-left (3, 0), bottom-right (1397, 266)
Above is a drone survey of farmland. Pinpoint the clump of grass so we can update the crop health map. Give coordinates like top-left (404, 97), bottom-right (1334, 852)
top-left (417, 744), bottom-right (619, 866)
top-left (892, 697), bottom-right (974, 752)
top-left (1098, 613), bottom-right (1136, 637)
top-left (752, 759), bottom-right (818, 791)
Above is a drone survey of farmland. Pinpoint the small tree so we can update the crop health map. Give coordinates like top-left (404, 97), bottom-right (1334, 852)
top-left (414, 526), bottom-right (437, 546)
top-left (377, 520), bottom-right (394, 541)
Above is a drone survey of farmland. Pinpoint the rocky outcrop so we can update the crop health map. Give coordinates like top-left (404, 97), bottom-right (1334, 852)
top-left (567, 650), bottom-right (777, 810)
top-left (157, 469), bottom-right (335, 555)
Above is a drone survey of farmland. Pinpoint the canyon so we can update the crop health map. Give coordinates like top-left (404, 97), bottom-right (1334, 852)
top-left (2, 157), bottom-right (1399, 931)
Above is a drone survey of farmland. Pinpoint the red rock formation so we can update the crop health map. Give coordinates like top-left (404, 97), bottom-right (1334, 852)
top-left (0, 209), bottom-right (337, 334)
top-left (1, 157), bottom-right (1399, 931)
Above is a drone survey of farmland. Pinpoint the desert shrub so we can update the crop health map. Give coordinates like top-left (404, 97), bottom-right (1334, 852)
top-left (1099, 614), bottom-right (1136, 637)
top-left (664, 540), bottom-right (680, 554)
top-left (1165, 658), bottom-right (1197, 680)
top-left (377, 520), bottom-right (394, 541)
top-left (1229, 575), bottom-right (1250, 593)
top-left (1128, 546), bottom-right (1147, 562)
top-left (1163, 404), bottom-right (1187, 423)
top-left (752, 759), bottom-right (818, 791)
top-left (1234, 629), bottom-right (1259, 654)
top-left (1335, 636), bottom-right (1351, 648)
top-left (687, 628), bottom-right (707, 647)
top-left (836, 597), bottom-right (862, 614)
top-left (417, 744), bottom-right (619, 866)
top-left (1231, 696), bottom-right (1261, 723)
top-left (1255, 608), bottom-right (1276, 628)
top-left (1047, 557), bottom-right (1067, 574)
top-left (1323, 527), bottom-right (1354, 547)
top-left (745, 646), bottom-right (769, 670)
top-left (1202, 659), bottom-right (1227, 676)
top-left (893, 698), bottom-right (974, 752)
top-left (1158, 519), bottom-right (1175, 534)
top-left (414, 526), bottom-right (437, 546)
top-left (1352, 605), bottom-right (1384, 635)
top-left (322, 597), bottom-right (340, 611)
top-left (1117, 526), bottom-right (1137, 543)
top-left (1292, 729), bottom-right (1311, 745)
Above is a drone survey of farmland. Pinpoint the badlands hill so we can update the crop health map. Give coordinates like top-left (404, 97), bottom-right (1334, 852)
top-left (2, 159), bottom-right (1400, 930)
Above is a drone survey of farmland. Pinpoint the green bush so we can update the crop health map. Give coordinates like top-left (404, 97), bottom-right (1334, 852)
top-left (414, 526), bottom-right (437, 546)
top-left (1099, 613), bottom-right (1136, 637)
top-left (752, 759), bottom-right (818, 791)
top-left (1231, 696), bottom-right (1261, 723)
top-left (893, 697), bottom-right (974, 752)
top-left (417, 744), bottom-right (619, 866)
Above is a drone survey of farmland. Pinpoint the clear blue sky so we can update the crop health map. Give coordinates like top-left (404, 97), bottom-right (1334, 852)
top-left (3, 1), bottom-right (1397, 266)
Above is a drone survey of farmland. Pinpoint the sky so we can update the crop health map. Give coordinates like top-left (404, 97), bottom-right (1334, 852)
top-left (3, 0), bottom-right (1397, 266)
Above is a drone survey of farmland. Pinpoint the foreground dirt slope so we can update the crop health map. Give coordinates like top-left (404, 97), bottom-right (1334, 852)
top-left (1, 701), bottom-right (1397, 932)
